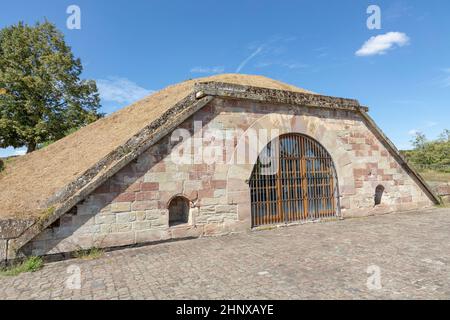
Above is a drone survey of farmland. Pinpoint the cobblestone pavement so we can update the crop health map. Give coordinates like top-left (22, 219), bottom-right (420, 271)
top-left (1, 208), bottom-right (450, 300)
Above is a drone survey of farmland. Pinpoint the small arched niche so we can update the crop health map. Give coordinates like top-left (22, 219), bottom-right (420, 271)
top-left (168, 196), bottom-right (190, 227)
top-left (374, 185), bottom-right (385, 206)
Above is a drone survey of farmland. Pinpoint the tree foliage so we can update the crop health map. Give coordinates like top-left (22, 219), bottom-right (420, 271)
top-left (403, 129), bottom-right (450, 172)
top-left (0, 21), bottom-right (102, 153)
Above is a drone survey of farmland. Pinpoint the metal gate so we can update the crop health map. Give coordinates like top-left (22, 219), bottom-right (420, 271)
top-left (249, 134), bottom-right (339, 227)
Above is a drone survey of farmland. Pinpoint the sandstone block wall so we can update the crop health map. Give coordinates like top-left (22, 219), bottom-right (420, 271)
top-left (23, 99), bottom-right (434, 256)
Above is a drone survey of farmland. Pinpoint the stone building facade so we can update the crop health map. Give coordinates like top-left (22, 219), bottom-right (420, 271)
top-left (23, 97), bottom-right (434, 257)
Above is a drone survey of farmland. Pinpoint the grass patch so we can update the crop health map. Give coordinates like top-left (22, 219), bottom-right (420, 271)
top-left (0, 256), bottom-right (44, 277)
top-left (74, 247), bottom-right (104, 260)
top-left (0, 156), bottom-right (18, 174)
top-left (419, 169), bottom-right (450, 184)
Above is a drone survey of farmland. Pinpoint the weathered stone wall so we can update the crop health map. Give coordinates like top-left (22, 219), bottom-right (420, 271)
top-left (24, 98), bottom-right (434, 256)
top-left (434, 183), bottom-right (450, 204)
top-left (0, 239), bottom-right (7, 266)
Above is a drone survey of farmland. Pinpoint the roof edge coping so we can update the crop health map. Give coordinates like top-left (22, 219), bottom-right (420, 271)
top-left (194, 81), bottom-right (369, 112)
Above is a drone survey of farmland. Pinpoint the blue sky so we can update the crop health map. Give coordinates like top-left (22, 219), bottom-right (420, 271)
top-left (1, 0), bottom-right (450, 156)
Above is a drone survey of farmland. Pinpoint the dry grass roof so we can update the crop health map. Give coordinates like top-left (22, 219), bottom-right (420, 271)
top-left (0, 74), bottom-right (312, 219)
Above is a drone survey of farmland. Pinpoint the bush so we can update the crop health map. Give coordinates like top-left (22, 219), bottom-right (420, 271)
top-left (404, 130), bottom-right (450, 173)
top-left (0, 256), bottom-right (44, 277)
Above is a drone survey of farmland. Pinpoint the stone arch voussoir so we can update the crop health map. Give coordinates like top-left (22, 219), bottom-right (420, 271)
top-left (225, 112), bottom-right (353, 221)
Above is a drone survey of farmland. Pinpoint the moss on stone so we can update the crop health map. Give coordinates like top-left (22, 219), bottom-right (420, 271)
top-left (38, 206), bottom-right (56, 226)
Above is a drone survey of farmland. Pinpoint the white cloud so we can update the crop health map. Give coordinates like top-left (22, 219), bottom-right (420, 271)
top-left (97, 77), bottom-right (153, 104)
top-left (355, 32), bottom-right (410, 57)
top-left (234, 36), bottom-right (303, 72)
top-left (408, 129), bottom-right (419, 136)
top-left (190, 66), bottom-right (225, 74)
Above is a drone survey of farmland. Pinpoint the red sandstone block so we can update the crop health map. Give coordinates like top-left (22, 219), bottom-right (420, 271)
top-left (198, 189), bottom-right (214, 198)
top-left (354, 168), bottom-right (367, 177)
top-left (366, 163), bottom-right (378, 169)
top-left (201, 104), bottom-right (213, 113)
top-left (352, 144), bottom-right (364, 151)
top-left (381, 150), bottom-right (388, 157)
top-left (382, 174), bottom-right (393, 181)
top-left (94, 182), bottom-right (110, 194)
top-left (113, 192), bottom-right (136, 203)
top-left (355, 181), bottom-right (364, 188)
top-left (141, 182), bottom-right (159, 191)
top-left (212, 180), bottom-right (227, 189)
top-left (390, 162), bottom-right (399, 169)
top-left (189, 172), bottom-right (203, 180)
top-left (125, 181), bottom-right (141, 193)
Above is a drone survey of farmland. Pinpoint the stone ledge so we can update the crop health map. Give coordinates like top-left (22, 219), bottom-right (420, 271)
top-left (195, 81), bottom-right (369, 112)
top-left (0, 218), bottom-right (36, 239)
top-left (0, 239), bottom-right (7, 265)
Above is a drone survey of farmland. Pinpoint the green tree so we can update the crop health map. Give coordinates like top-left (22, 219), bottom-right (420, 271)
top-left (411, 131), bottom-right (427, 149)
top-left (405, 130), bottom-right (450, 172)
top-left (438, 129), bottom-right (450, 142)
top-left (0, 21), bottom-right (102, 153)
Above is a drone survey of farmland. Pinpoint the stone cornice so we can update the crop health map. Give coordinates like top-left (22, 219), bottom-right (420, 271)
top-left (194, 82), bottom-right (369, 112)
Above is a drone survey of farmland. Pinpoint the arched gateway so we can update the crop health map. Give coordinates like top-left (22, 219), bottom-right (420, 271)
top-left (249, 133), bottom-right (339, 227)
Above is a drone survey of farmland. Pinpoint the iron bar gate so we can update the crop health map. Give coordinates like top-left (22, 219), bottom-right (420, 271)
top-left (250, 134), bottom-right (339, 227)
